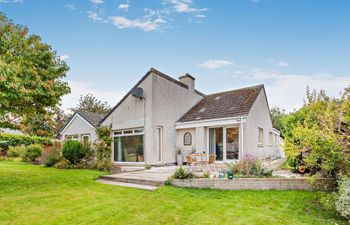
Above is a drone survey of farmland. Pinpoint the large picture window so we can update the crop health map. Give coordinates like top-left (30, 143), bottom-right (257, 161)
top-left (113, 128), bottom-right (144, 163)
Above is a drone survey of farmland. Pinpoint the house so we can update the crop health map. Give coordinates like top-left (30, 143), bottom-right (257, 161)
top-left (60, 111), bottom-right (104, 143)
top-left (99, 68), bottom-right (281, 165)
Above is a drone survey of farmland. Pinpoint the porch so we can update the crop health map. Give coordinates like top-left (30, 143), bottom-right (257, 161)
top-left (175, 117), bottom-right (246, 163)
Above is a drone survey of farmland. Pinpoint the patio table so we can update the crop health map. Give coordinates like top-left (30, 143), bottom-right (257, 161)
top-left (189, 153), bottom-right (209, 170)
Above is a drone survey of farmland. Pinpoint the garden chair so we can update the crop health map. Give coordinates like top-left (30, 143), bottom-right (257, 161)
top-left (186, 155), bottom-right (199, 172)
top-left (206, 155), bottom-right (217, 173)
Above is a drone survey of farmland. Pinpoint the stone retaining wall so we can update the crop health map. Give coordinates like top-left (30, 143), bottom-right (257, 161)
top-left (171, 178), bottom-right (316, 190)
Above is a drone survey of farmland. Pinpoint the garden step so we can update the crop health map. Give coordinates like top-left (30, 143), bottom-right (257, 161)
top-left (100, 174), bottom-right (165, 187)
top-left (97, 179), bottom-right (158, 191)
top-left (111, 165), bottom-right (145, 174)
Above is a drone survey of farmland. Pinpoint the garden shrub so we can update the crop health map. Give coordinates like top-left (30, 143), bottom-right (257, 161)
top-left (54, 158), bottom-right (72, 169)
top-left (62, 141), bottom-right (85, 164)
top-left (335, 176), bottom-right (350, 221)
top-left (0, 133), bottom-right (52, 150)
top-left (94, 126), bottom-right (112, 171)
top-left (173, 167), bottom-right (194, 179)
top-left (24, 144), bottom-right (43, 162)
top-left (226, 156), bottom-right (273, 178)
top-left (43, 147), bottom-right (61, 167)
top-left (7, 145), bottom-right (25, 158)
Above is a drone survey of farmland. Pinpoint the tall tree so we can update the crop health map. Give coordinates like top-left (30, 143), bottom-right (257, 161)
top-left (270, 106), bottom-right (286, 135)
top-left (0, 13), bottom-right (70, 129)
top-left (20, 107), bottom-right (69, 138)
top-left (70, 93), bottom-right (110, 114)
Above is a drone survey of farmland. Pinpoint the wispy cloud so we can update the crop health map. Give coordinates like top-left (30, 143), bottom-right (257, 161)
top-left (110, 16), bottom-right (165, 31)
top-left (0, 0), bottom-right (23, 3)
top-left (195, 14), bottom-right (206, 18)
top-left (198, 60), bottom-right (233, 69)
top-left (118, 3), bottom-right (129, 10)
top-left (87, 11), bottom-right (106, 22)
top-left (64, 4), bottom-right (76, 10)
top-left (61, 80), bottom-right (125, 112)
top-left (268, 59), bottom-right (290, 67)
top-left (59, 55), bottom-right (70, 61)
top-left (90, 0), bottom-right (104, 4)
top-left (165, 0), bottom-right (207, 13)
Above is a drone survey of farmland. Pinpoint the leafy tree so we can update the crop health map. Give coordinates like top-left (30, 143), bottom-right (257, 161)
top-left (270, 107), bottom-right (286, 135)
top-left (70, 93), bottom-right (110, 114)
top-left (19, 107), bottom-right (69, 138)
top-left (284, 86), bottom-right (350, 179)
top-left (0, 13), bottom-right (70, 129)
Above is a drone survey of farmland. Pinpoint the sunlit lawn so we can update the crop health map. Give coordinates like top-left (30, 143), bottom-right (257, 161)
top-left (0, 161), bottom-right (346, 225)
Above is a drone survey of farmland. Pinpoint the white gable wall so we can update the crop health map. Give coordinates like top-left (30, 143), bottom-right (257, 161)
top-left (152, 74), bottom-right (203, 163)
top-left (244, 88), bottom-right (277, 159)
top-left (60, 115), bottom-right (97, 142)
top-left (102, 71), bottom-right (203, 164)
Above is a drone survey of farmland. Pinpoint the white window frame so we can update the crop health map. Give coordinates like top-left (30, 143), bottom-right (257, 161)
top-left (81, 134), bottom-right (90, 143)
top-left (66, 134), bottom-right (79, 141)
top-left (269, 132), bottom-right (273, 146)
top-left (112, 127), bottom-right (145, 164)
top-left (258, 127), bottom-right (264, 146)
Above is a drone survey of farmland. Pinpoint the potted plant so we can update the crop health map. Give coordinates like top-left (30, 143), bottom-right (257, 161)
top-left (176, 146), bottom-right (183, 166)
top-left (227, 171), bottom-right (234, 179)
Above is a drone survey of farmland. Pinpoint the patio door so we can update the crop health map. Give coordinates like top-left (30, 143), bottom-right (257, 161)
top-left (209, 127), bottom-right (239, 161)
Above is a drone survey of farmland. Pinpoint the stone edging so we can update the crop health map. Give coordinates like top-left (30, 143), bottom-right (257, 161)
top-left (171, 178), bottom-right (333, 190)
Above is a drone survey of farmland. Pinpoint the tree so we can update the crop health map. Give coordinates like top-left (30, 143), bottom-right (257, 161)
top-left (70, 93), bottom-right (110, 114)
top-left (20, 107), bottom-right (69, 138)
top-left (284, 86), bottom-right (350, 179)
top-left (0, 13), bottom-right (70, 129)
top-left (270, 107), bottom-right (286, 135)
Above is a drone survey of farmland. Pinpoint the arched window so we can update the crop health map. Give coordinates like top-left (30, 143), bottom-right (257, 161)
top-left (183, 132), bottom-right (192, 146)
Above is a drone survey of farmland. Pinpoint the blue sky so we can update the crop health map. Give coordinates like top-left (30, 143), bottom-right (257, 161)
top-left (1, 0), bottom-right (349, 111)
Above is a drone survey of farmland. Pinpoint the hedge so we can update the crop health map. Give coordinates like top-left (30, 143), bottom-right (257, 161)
top-left (0, 133), bottom-right (52, 149)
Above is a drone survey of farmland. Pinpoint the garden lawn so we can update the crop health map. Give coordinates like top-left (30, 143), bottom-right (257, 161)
top-left (0, 161), bottom-right (346, 225)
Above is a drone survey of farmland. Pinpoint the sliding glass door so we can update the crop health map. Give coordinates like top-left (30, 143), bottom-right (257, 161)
top-left (209, 128), bottom-right (223, 161)
top-left (209, 127), bottom-right (239, 161)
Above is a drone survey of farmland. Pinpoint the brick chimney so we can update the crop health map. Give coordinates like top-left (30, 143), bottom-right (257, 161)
top-left (179, 73), bottom-right (195, 93)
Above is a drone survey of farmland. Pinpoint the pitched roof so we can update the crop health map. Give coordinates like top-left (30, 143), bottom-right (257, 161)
top-left (77, 111), bottom-right (104, 126)
top-left (177, 84), bottom-right (264, 123)
top-left (100, 68), bottom-right (205, 124)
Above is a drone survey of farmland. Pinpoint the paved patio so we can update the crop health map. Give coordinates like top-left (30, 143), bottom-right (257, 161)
top-left (101, 166), bottom-right (177, 187)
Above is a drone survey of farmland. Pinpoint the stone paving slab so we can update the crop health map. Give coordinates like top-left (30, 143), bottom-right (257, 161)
top-left (97, 179), bottom-right (158, 191)
top-left (101, 166), bottom-right (177, 186)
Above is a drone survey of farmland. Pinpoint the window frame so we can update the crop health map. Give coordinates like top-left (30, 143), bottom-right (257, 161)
top-left (183, 132), bottom-right (192, 146)
top-left (258, 127), bottom-right (264, 146)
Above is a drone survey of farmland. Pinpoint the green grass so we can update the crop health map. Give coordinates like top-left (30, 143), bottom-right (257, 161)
top-left (0, 161), bottom-right (346, 225)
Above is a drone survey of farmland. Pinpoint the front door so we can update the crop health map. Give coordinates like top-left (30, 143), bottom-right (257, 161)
top-left (209, 127), bottom-right (239, 161)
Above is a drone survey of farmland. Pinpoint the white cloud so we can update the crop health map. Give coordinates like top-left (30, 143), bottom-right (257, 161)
top-left (109, 16), bottom-right (166, 31)
top-left (118, 3), bottom-right (129, 10)
top-left (64, 4), bottom-right (76, 10)
top-left (242, 69), bottom-right (349, 111)
top-left (277, 61), bottom-right (289, 67)
top-left (268, 59), bottom-right (290, 67)
top-left (166, 0), bottom-right (207, 13)
top-left (90, 0), bottom-right (104, 4)
top-left (61, 81), bottom-right (125, 112)
top-left (59, 55), bottom-right (70, 61)
top-left (195, 14), bottom-right (206, 18)
top-left (87, 11), bottom-right (106, 22)
top-left (198, 60), bottom-right (233, 69)
top-left (0, 0), bottom-right (22, 3)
